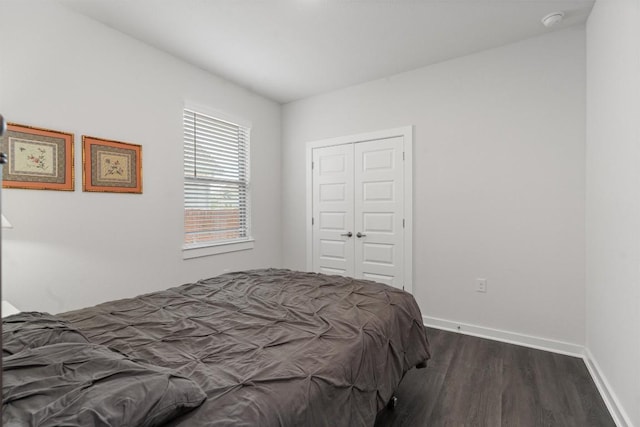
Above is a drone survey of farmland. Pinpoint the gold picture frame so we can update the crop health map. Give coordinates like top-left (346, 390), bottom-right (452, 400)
top-left (82, 135), bottom-right (142, 194)
top-left (1, 123), bottom-right (74, 191)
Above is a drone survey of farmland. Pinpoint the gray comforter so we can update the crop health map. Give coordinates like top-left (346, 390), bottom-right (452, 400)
top-left (22, 269), bottom-right (430, 426)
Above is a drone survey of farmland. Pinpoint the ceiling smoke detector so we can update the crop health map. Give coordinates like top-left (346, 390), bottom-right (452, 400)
top-left (541, 12), bottom-right (565, 27)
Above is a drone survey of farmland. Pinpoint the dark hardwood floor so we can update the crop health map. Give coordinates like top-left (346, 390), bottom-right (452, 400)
top-left (375, 328), bottom-right (615, 427)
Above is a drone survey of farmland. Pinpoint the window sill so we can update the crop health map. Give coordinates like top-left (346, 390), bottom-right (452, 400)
top-left (183, 239), bottom-right (255, 259)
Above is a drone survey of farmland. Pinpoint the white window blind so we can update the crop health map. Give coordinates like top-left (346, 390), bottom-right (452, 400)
top-left (184, 109), bottom-right (250, 248)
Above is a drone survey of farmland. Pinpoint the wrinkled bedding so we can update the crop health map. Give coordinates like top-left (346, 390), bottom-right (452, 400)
top-left (2, 311), bottom-right (89, 357)
top-left (3, 342), bottom-right (206, 427)
top-left (56, 269), bottom-right (430, 426)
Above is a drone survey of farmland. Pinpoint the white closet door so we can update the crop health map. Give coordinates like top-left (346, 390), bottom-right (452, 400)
top-left (312, 144), bottom-right (355, 276)
top-left (354, 137), bottom-right (404, 288)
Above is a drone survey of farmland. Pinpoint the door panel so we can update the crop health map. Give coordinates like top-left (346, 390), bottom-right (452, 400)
top-left (319, 212), bottom-right (346, 230)
top-left (363, 181), bottom-right (395, 201)
top-left (319, 183), bottom-right (346, 201)
top-left (312, 145), bottom-right (354, 276)
top-left (354, 137), bottom-right (404, 289)
top-left (362, 272), bottom-right (395, 287)
top-left (362, 213), bottom-right (395, 233)
top-left (362, 242), bottom-right (394, 264)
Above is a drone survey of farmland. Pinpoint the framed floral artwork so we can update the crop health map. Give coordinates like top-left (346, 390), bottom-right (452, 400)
top-left (0, 123), bottom-right (74, 191)
top-left (82, 135), bottom-right (142, 194)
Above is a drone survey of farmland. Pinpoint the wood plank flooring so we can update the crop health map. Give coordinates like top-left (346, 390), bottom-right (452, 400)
top-left (375, 328), bottom-right (615, 427)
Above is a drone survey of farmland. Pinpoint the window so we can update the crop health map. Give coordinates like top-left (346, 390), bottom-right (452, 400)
top-left (183, 108), bottom-right (251, 252)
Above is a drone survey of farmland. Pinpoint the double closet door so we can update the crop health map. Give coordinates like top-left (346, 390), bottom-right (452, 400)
top-left (311, 136), bottom-right (406, 290)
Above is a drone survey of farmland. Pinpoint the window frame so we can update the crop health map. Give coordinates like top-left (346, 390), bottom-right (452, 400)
top-left (182, 102), bottom-right (254, 259)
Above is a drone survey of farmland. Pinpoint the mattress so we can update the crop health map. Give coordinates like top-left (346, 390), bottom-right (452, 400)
top-left (51, 269), bottom-right (430, 426)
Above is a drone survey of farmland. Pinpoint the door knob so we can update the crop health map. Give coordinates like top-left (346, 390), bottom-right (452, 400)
top-left (356, 232), bottom-right (367, 238)
top-left (341, 231), bottom-right (353, 237)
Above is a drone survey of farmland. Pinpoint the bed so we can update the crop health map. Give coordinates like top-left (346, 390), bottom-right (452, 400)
top-left (2, 269), bottom-right (430, 426)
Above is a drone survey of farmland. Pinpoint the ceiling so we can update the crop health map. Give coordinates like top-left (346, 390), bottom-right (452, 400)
top-left (60, 0), bottom-right (594, 104)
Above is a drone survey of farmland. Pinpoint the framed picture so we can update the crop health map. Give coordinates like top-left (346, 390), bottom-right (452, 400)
top-left (1, 123), bottom-right (74, 191)
top-left (82, 135), bottom-right (142, 194)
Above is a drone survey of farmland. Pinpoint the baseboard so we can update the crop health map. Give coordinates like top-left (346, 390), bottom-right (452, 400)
top-left (423, 315), bottom-right (584, 357)
top-left (423, 315), bottom-right (632, 427)
top-left (583, 348), bottom-right (633, 427)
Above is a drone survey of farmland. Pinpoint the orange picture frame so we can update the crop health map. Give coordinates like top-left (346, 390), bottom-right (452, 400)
top-left (1, 123), bottom-right (74, 191)
top-left (82, 135), bottom-right (142, 194)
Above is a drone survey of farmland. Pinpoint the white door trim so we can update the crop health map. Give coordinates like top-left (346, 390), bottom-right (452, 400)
top-left (305, 126), bottom-right (414, 293)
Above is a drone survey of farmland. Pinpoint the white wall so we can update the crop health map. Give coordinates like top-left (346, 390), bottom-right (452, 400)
top-left (0, 2), bottom-right (282, 313)
top-left (282, 27), bottom-right (586, 346)
top-left (586, 0), bottom-right (640, 424)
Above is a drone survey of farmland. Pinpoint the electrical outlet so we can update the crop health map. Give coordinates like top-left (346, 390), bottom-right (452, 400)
top-left (476, 278), bottom-right (487, 293)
